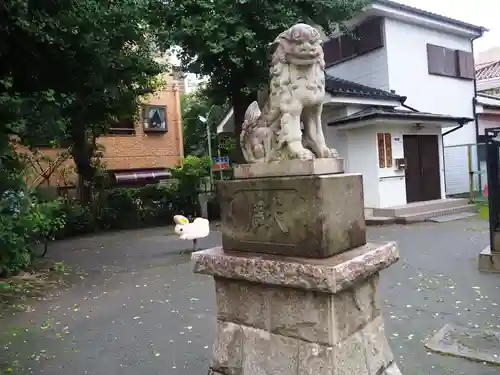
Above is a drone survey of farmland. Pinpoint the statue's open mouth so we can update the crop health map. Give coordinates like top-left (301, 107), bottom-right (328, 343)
top-left (297, 50), bottom-right (321, 59)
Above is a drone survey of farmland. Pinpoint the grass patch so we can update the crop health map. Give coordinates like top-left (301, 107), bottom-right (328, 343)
top-left (476, 202), bottom-right (489, 221)
top-left (0, 260), bottom-right (71, 316)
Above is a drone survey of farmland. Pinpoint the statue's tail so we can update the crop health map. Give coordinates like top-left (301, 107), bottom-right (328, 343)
top-left (243, 101), bottom-right (261, 128)
top-left (240, 101), bottom-right (262, 163)
top-left (240, 101), bottom-right (261, 143)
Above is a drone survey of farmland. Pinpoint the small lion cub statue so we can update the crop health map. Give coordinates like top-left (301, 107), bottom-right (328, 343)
top-left (173, 215), bottom-right (210, 251)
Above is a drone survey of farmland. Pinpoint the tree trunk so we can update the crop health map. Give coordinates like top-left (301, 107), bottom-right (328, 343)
top-left (71, 125), bottom-right (94, 204)
top-left (231, 87), bottom-right (256, 164)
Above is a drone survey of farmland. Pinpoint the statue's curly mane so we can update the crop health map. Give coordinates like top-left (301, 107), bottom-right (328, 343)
top-left (265, 24), bottom-right (326, 128)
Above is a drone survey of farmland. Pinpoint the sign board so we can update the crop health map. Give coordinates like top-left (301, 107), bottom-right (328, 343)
top-left (212, 156), bottom-right (230, 171)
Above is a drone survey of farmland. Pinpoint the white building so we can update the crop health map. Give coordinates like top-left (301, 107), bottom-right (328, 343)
top-left (218, 0), bottom-right (488, 222)
top-left (184, 74), bottom-right (209, 94)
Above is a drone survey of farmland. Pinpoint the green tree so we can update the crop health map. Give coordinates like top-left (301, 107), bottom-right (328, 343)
top-left (181, 90), bottom-right (229, 157)
top-left (151, 0), bottom-right (368, 161)
top-left (1, 0), bottom-right (164, 202)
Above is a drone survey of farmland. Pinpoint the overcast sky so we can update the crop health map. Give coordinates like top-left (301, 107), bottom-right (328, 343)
top-left (396, 0), bottom-right (498, 53)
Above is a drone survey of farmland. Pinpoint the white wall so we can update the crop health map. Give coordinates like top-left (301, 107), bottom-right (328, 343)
top-left (382, 18), bottom-right (476, 196)
top-left (322, 109), bottom-right (349, 163)
top-left (374, 124), bottom-right (446, 207)
top-left (442, 115), bottom-right (500, 195)
top-left (325, 123), bottom-right (446, 208)
top-left (322, 108), bottom-right (380, 208)
top-left (477, 116), bottom-right (500, 136)
top-left (384, 18), bottom-right (476, 146)
top-left (324, 112), bottom-right (449, 209)
top-left (346, 128), bottom-right (380, 207)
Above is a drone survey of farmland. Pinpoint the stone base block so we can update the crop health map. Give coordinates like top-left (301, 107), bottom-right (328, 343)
top-left (234, 159), bottom-right (344, 179)
top-left (478, 246), bottom-right (500, 273)
top-left (193, 242), bottom-right (401, 375)
top-left (217, 172), bottom-right (366, 258)
top-left (210, 318), bottom-right (399, 375)
top-left (193, 242), bottom-right (398, 294)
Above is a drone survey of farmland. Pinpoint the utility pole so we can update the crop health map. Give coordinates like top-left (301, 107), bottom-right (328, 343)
top-left (198, 105), bottom-right (216, 189)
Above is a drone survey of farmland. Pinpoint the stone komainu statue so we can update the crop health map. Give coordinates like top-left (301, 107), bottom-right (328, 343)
top-left (240, 23), bottom-right (338, 163)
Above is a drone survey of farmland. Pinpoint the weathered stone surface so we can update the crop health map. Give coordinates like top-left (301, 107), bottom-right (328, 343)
top-left (234, 159), bottom-right (344, 179)
top-left (363, 316), bottom-right (394, 374)
top-left (218, 173), bottom-right (365, 258)
top-left (269, 285), bottom-right (332, 344)
top-left (383, 363), bottom-right (403, 375)
top-left (298, 341), bottom-right (334, 375)
top-left (297, 320), bottom-right (395, 375)
top-left (192, 242), bottom-right (399, 294)
top-left (215, 278), bottom-right (271, 330)
top-left (214, 276), bottom-right (381, 346)
top-left (212, 321), bottom-right (243, 375)
top-left (333, 331), bottom-right (369, 375)
top-left (334, 276), bottom-right (381, 342)
top-left (425, 323), bottom-right (500, 365)
top-left (241, 326), bottom-right (298, 375)
top-left (478, 246), bottom-right (500, 273)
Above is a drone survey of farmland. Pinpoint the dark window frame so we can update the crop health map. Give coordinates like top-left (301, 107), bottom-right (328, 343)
top-left (427, 43), bottom-right (475, 81)
top-left (142, 105), bottom-right (168, 134)
top-left (324, 17), bottom-right (385, 67)
top-left (108, 118), bottom-right (136, 136)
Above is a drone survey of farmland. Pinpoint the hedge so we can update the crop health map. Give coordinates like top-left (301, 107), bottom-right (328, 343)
top-left (54, 182), bottom-right (202, 238)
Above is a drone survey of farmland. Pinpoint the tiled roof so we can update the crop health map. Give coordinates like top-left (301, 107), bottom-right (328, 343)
top-left (328, 107), bottom-right (473, 127)
top-left (476, 61), bottom-right (500, 80)
top-left (325, 75), bottom-right (404, 101)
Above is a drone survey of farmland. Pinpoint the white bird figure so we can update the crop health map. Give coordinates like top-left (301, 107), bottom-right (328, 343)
top-left (173, 215), bottom-right (210, 251)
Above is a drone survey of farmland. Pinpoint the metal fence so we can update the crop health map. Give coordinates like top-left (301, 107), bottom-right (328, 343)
top-left (443, 143), bottom-right (487, 203)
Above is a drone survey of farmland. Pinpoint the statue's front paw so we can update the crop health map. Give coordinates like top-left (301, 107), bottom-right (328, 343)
top-left (286, 141), bottom-right (314, 160)
top-left (319, 147), bottom-right (339, 159)
top-left (252, 144), bottom-right (265, 160)
top-left (296, 148), bottom-right (315, 160)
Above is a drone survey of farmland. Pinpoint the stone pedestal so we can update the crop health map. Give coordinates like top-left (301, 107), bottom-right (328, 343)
top-left (219, 160), bottom-right (365, 258)
top-left (193, 243), bottom-right (402, 375)
top-left (192, 159), bottom-right (402, 375)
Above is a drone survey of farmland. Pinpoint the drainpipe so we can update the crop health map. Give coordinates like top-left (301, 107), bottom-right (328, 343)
top-left (396, 94), bottom-right (419, 112)
top-left (172, 84), bottom-right (184, 165)
top-left (442, 121), bottom-right (466, 136)
top-left (401, 103), bottom-right (419, 112)
top-left (471, 34), bottom-right (482, 190)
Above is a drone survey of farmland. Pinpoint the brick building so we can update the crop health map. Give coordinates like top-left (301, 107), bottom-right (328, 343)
top-left (23, 79), bottom-right (184, 189)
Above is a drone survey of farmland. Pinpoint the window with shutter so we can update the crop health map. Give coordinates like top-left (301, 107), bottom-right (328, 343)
top-left (427, 44), bottom-right (446, 75)
top-left (457, 50), bottom-right (475, 79)
top-left (109, 118), bottom-right (136, 135)
top-left (356, 17), bottom-right (384, 54)
top-left (443, 48), bottom-right (458, 77)
top-left (323, 17), bottom-right (384, 67)
top-left (323, 38), bottom-right (341, 66)
top-left (427, 44), bottom-right (475, 80)
top-left (340, 35), bottom-right (356, 60)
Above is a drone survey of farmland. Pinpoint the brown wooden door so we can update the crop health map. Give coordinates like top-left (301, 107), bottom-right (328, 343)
top-left (403, 135), bottom-right (441, 203)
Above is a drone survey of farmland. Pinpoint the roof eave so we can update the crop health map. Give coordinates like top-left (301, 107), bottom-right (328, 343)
top-left (324, 89), bottom-right (402, 102)
top-left (369, 0), bottom-right (487, 37)
top-left (328, 112), bottom-right (473, 127)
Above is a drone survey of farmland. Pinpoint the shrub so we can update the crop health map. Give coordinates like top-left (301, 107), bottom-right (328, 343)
top-left (0, 190), bottom-right (66, 277)
top-left (170, 155), bottom-right (211, 216)
top-left (0, 148), bottom-right (67, 276)
top-left (52, 156), bottom-right (212, 239)
top-left (55, 182), bottom-right (194, 238)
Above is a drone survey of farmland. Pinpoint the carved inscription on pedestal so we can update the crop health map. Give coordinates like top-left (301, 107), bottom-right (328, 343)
top-left (227, 189), bottom-right (307, 245)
